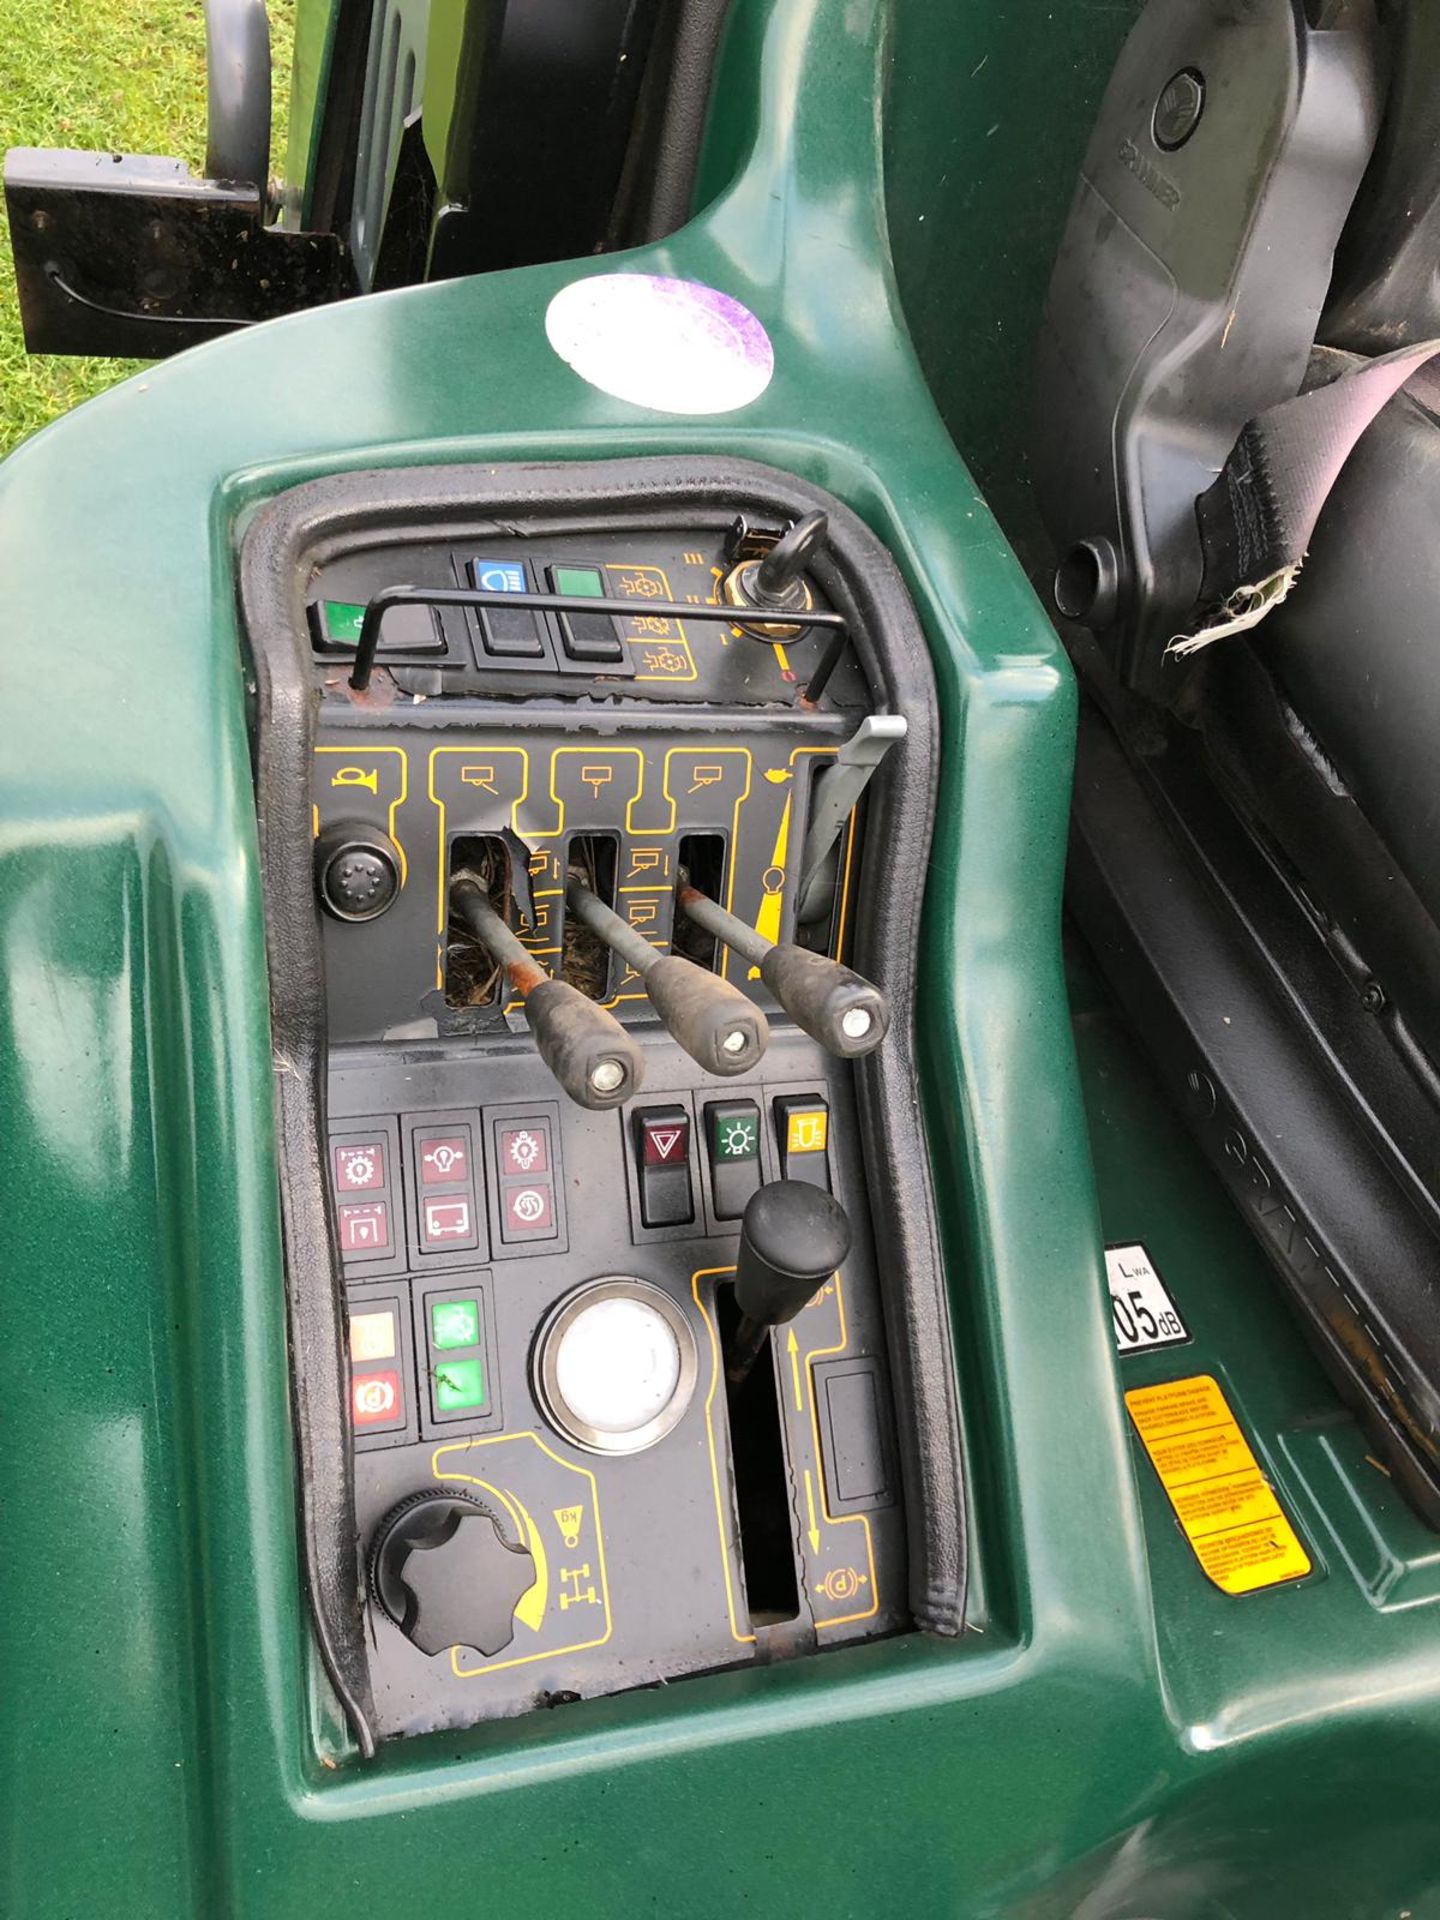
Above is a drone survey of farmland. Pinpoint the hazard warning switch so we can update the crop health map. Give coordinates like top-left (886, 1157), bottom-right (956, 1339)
top-left (635, 1105), bottom-right (694, 1228)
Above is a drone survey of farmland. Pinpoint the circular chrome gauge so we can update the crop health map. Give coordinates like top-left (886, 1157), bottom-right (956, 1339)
top-left (533, 1278), bottom-right (699, 1455)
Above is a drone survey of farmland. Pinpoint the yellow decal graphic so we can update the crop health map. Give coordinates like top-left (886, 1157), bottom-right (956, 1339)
top-left (330, 765), bottom-right (378, 794)
top-left (554, 1504), bottom-right (584, 1550)
top-left (1126, 1374), bottom-right (1311, 1595)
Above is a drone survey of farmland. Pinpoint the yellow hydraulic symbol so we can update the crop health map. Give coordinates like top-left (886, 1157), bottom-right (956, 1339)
top-left (554, 1504), bottom-right (584, 1550)
top-left (460, 764), bottom-right (499, 793)
top-left (560, 1565), bottom-right (600, 1608)
top-left (581, 764), bottom-right (614, 798)
top-left (751, 792), bottom-right (791, 965)
top-left (688, 763), bottom-right (725, 793)
top-left (331, 765), bottom-right (379, 794)
top-left (764, 768), bottom-right (793, 785)
top-left (818, 1567), bottom-right (866, 1605)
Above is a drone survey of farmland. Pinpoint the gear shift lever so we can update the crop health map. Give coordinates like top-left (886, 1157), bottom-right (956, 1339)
top-left (726, 1180), bottom-right (853, 1385)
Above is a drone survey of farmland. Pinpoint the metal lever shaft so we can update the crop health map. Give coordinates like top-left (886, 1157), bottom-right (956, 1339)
top-left (796, 714), bottom-right (907, 923)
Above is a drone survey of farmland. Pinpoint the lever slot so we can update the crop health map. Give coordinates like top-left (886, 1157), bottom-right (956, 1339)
top-left (563, 833), bottom-right (620, 1000)
top-left (673, 834), bottom-right (727, 970)
top-left (445, 835), bottom-right (515, 1006)
top-left (716, 1283), bottom-right (801, 1628)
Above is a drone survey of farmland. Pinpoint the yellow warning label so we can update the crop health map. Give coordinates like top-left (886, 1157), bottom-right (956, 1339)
top-left (1125, 1374), bottom-right (1311, 1595)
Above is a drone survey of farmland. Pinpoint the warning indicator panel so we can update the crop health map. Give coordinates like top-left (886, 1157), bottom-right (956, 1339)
top-left (1125, 1374), bottom-right (1312, 1596)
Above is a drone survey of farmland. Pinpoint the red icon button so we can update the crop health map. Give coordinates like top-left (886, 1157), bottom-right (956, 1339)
top-left (503, 1183), bottom-right (554, 1237)
top-left (334, 1141), bottom-right (385, 1191)
top-left (419, 1134), bottom-right (470, 1185)
top-left (500, 1125), bottom-right (548, 1176)
top-left (352, 1370), bottom-right (401, 1427)
top-left (338, 1200), bottom-right (389, 1253)
top-left (422, 1195), bottom-right (475, 1244)
top-left (641, 1116), bottom-right (690, 1166)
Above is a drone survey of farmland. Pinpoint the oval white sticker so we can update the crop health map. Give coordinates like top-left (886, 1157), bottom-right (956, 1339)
top-left (544, 274), bottom-right (774, 415)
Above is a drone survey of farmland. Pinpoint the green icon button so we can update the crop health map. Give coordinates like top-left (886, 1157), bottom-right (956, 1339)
top-left (432, 1298), bottom-right (480, 1349)
top-left (711, 1110), bottom-right (758, 1161)
top-left (435, 1358), bottom-right (486, 1411)
top-left (321, 599), bottom-right (367, 645)
top-left (551, 564), bottom-right (605, 598)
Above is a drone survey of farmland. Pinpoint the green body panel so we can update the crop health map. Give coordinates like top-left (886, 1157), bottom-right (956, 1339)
top-left (2, 0), bottom-right (1437, 1912)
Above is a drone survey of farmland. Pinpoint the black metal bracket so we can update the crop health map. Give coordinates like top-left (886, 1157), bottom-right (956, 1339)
top-left (341, 583), bottom-right (850, 693)
top-left (4, 149), bottom-right (350, 358)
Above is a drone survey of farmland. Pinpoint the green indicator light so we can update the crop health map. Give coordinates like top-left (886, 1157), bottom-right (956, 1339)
top-left (712, 1112), bottom-right (759, 1161)
top-left (322, 600), bottom-right (367, 644)
top-left (435, 1358), bottom-right (486, 1411)
top-left (552, 566), bottom-right (605, 598)
top-left (431, 1299), bottom-right (480, 1350)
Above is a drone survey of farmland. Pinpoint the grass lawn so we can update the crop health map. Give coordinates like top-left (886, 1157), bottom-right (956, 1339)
top-left (0, 0), bottom-right (293, 456)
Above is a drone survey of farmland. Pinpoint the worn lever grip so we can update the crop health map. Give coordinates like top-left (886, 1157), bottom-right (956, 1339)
top-left (565, 878), bottom-right (769, 1077)
top-left (641, 954), bottom-right (769, 1077)
top-left (452, 878), bottom-right (643, 1109)
top-left (678, 886), bottom-right (888, 1057)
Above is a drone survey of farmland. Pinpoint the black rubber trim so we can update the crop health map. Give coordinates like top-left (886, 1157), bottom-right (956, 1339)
top-left (238, 455), bottom-right (964, 1751)
top-left (1069, 693), bottom-right (1440, 1527)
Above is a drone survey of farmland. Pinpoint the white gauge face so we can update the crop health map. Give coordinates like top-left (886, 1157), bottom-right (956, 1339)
top-left (554, 1296), bottom-right (682, 1434)
top-left (536, 1279), bottom-right (698, 1455)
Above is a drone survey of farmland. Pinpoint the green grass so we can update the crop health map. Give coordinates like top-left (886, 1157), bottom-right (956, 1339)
top-left (0, 0), bottom-right (293, 455)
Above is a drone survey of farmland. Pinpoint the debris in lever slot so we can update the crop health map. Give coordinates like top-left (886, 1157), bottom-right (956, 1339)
top-left (565, 876), bottom-right (769, 1076)
top-left (450, 876), bottom-right (643, 1109)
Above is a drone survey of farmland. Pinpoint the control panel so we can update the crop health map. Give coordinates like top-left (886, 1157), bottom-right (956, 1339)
top-left (242, 459), bottom-right (958, 1749)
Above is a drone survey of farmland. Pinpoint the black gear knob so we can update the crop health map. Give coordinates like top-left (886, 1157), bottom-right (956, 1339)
top-left (727, 1181), bottom-right (852, 1382)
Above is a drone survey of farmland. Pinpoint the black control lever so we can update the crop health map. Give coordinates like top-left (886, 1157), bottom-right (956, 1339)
top-left (677, 886), bottom-right (890, 1057)
top-left (721, 511), bottom-right (830, 642)
top-left (451, 878), bottom-right (643, 1109)
top-left (726, 1181), bottom-right (853, 1385)
top-left (565, 878), bottom-right (768, 1076)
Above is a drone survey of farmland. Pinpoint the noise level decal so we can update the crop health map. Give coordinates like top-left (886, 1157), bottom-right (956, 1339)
top-left (1125, 1374), bottom-right (1312, 1596)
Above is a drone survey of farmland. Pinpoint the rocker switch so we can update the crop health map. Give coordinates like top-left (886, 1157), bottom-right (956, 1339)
top-left (635, 1106), bottom-right (694, 1228)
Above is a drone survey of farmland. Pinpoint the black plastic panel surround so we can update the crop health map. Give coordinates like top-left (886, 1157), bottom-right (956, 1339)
top-left (240, 458), bottom-right (962, 1755)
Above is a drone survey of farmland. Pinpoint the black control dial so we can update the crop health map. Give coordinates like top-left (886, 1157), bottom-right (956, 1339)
top-left (369, 1492), bottom-right (536, 1658)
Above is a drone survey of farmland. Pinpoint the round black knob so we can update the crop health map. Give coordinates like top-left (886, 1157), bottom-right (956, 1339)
top-left (734, 1179), bottom-right (853, 1328)
top-left (369, 1491), bottom-right (536, 1658)
top-left (315, 821), bottom-right (400, 922)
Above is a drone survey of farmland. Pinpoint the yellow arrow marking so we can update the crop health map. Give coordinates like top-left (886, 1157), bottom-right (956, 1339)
top-left (788, 1328), bottom-right (803, 1412)
top-left (804, 1469), bottom-right (821, 1554)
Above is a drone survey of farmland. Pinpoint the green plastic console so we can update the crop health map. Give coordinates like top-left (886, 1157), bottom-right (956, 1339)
top-left (3, 0), bottom-right (1438, 1912)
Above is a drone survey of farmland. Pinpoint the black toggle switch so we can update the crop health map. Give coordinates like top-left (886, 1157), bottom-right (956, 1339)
top-left (369, 1491), bottom-right (536, 1658)
top-left (726, 1180), bottom-right (852, 1384)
